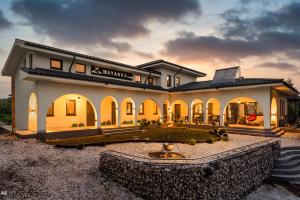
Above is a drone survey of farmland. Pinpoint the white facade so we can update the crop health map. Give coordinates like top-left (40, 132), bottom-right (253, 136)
top-left (2, 39), bottom-right (298, 136)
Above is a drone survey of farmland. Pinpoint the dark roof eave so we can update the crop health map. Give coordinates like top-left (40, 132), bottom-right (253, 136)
top-left (21, 67), bottom-right (167, 92)
top-left (137, 59), bottom-right (206, 76)
top-left (282, 81), bottom-right (300, 94)
top-left (169, 79), bottom-right (289, 92)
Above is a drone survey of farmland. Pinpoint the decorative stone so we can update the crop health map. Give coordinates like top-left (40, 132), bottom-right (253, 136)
top-left (99, 141), bottom-right (280, 200)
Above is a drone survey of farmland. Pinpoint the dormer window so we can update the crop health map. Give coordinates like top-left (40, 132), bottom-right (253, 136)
top-left (75, 63), bottom-right (86, 74)
top-left (50, 58), bottom-right (63, 70)
top-left (175, 77), bottom-right (181, 86)
top-left (135, 75), bottom-right (141, 83)
top-left (148, 77), bottom-right (153, 85)
top-left (167, 75), bottom-right (171, 87)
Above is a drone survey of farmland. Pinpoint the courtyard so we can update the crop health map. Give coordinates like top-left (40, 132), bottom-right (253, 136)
top-left (0, 131), bottom-right (299, 199)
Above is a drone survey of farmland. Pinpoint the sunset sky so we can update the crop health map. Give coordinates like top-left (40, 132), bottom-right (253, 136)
top-left (0, 0), bottom-right (300, 98)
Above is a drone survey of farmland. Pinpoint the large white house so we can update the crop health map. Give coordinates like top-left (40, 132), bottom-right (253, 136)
top-left (2, 39), bottom-right (299, 138)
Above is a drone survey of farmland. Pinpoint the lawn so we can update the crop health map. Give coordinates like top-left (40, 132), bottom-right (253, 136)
top-left (46, 127), bottom-right (220, 147)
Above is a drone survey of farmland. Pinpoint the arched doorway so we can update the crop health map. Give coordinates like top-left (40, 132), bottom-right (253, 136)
top-left (45, 94), bottom-right (97, 132)
top-left (271, 97), bottom-right (278, 126)
top-left (170, 100), bottom-right (188, 123)
top-left (137, 99), bottom-right (161, 123)
top-left (206, 98), bottom-right (220, 125)
top-left (191, 99), bottom-right (204, 124)
top-left (28, 93), bottom-right (37, 132)
top-left (101, 96), bottom-right (118, 127)
top-left (121, 98), bottom-right (135, 126)
top-left (223, 97), bottom-right (264, 127)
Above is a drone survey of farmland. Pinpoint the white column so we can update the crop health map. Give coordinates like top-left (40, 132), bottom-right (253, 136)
top-left (117, 106), bottom-right (121, 127)
top-left (134, 107), bottom-right (138, 125)
top-left (263, 94), bottom-right (272, 129)
top-left (36, 100), bottom-right (47, 140)
top-left (95, 103), bottom-right (101, 128)
top-left (220, 103), bottom-right (226, 126)
top-left (203, 102), bottom-right (208, 124)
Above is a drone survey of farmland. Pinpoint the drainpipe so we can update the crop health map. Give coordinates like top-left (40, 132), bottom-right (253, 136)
top-left (68, 55), bottom-right (76, 73)
top-left (173, 67), bottom-right (182, 87)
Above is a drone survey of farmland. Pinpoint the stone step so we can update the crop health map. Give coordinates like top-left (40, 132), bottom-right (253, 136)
top-left (103, 129), bottom-right (142, 136)
top-left (272, 166), bottom-right (300, 175)
top-left (271, 174), bottom-right (300, 182)
top-left (275, 154), bottom-right (300, 163)
top-left (226, 131), bottom-right (280, 137)
top-left (274, 159), bottom-right (300, 169)
top-left (101, 126), bottom-right (140, 132)
top-left (281, 146), bottom-right (300, 151)
top-left (280, 149), bottom-right (300, 157)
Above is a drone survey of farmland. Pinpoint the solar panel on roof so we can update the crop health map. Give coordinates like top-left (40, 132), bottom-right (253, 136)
top-left (212, 66), bottom-right (240, 84)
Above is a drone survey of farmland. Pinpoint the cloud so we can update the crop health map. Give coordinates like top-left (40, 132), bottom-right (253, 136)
top-left (162, 2), bottom-right (300, 63)
top-left (221, 2), bottom-right (300, 39)
top-left (0, 9), bottom-right (13, 31)
top-left (11, 0), bottom-right (201, 52)
top-left (134, 51), bottom-right (154, 59)
top-left (255, 62), bottom-right (297, 71)
top-left (161, 31), bottom-right (300, 62)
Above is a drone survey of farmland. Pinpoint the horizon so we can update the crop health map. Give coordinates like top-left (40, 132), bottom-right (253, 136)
top-left (1, 0), bottom-right (300, 98)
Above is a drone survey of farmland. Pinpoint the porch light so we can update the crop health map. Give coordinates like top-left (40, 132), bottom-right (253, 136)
top-left (30, 106), bottom-right (36, 112)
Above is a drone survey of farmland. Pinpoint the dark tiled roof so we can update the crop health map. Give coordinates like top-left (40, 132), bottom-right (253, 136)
top-left (169, 78), bottom-right (291, 92)
top-left (20, 39), bottom-right (161, 75)
top-left (21, 67), bottom-right (299, 94)
top-left (136, 59), bottom-right (206, 76)
top-left (21, 67), bottom-right (167, 91)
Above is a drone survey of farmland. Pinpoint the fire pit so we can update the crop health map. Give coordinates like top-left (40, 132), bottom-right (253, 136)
top-left (149, 143), bottom-right (185, 159)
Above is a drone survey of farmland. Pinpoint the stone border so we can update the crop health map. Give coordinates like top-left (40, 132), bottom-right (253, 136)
top-left (99, 140), bottom-right (280, 199)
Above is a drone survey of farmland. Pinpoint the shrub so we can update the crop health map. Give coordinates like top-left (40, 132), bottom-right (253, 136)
top-left (218, 128), bottom-right (225, 135)
top-left (106, 120), bottom-right (112, 125)
top-left (156, 120), bottom-right (161, 127)
top-left (100, 121), bottom-right (106, 126)
top-left (77, 144), bottom-right (85, 150)
top-left (207, 137), bottom-right (215, 144)
top-left (188, 139), bottom-right (197, 145)
top-left (222, 133), bottom-right (229, 141)
top-left (222, 136), bottom-right (229, 141)
top-left (224, 121), bottom-right (229, 127)
top-left (79, 122), bottom-right (84, 127)
top-left (151, 120), bottom-right (157, 124)
top-left (72, 123), bottom-right (78, 128)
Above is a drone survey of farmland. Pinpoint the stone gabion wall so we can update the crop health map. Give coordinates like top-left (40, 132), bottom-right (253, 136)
top-left (99, 141), bottom-right (280, 200)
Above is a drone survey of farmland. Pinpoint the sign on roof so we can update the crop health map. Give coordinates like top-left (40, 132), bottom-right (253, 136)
top-left (212, 66), bottom-right (240, 84)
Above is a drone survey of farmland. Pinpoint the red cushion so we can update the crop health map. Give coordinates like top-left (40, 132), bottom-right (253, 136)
top-left (247, 114), bottom-right (257, 121)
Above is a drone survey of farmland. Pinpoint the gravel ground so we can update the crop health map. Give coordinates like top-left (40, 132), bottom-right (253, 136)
top-left (104, 134), bottom-right (271, 158)
top-left (0, 133), bottom-right (299, 199)
top-left (0, 139), bottom-right (141, 200)
top-left (245, 184), bottom-right (300, 200)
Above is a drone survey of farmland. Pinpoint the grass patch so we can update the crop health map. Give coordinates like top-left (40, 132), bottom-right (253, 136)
top-left (46, 127), bottom-right (221, 147)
